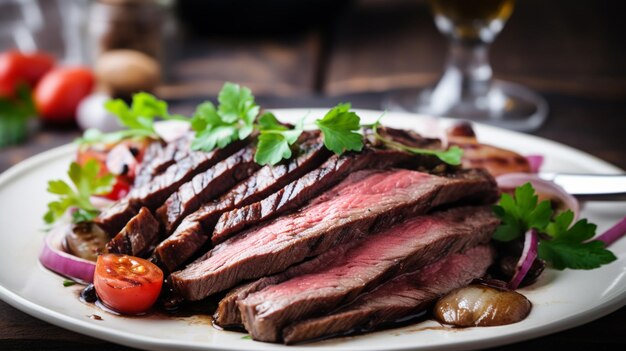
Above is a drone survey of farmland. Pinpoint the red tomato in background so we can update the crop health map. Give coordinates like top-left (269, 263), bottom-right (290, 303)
top-left (94, 254), bottom-right (163, 314)
top-left (0, 51), bottom-right (55, 97)
top-left (34, 67), bottom-right (94, 122)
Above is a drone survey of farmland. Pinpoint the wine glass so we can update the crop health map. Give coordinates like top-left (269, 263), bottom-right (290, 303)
top-left (386, 0), bottom-right (548, 132)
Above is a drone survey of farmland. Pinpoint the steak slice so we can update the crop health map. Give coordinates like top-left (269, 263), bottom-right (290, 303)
top-left (283, 245), bottom-right (494, 344)
top-left (134, 134), bottom-right (194, 188)
top-left (105, 207), bottom-right (160, 257)
top-left (211, 147), bottom-right (419, 244)
top-left (133, 141), bottom-right (164, 189)
top-left (96, 139), bottom-right (247, 235)
top-left (215, 239), bottom-right (360, 327)
top-left (150, 133), bottom-right (330, 273)
top-left (156, 144), bottom-right (261, 234)
top-left (169, 168), bottom-right (497, 301)
top-left (238, 206), bottom-right (498, 342)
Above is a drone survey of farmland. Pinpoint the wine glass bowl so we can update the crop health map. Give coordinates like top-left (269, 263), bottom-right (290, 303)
top-left (386, 0), bottom-right (548, 132)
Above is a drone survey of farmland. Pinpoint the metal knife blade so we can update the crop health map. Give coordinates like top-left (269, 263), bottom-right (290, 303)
top-left (538, 173), bottom-right (626, 201)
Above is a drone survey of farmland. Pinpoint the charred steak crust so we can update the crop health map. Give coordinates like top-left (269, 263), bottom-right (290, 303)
top-left (96, 139), bottom-right (248, 235)
top-left (169, 168), bottom-right (497, 302)
top-left (133, 141), bottom-right (164, 188)
top-left (150, 133), bottom-right (330, 273)
top-left (105, 207), bottom-right (160, 258)
top-left (134, 134), bottom-right (195, 189)
top-left (156, 144), bottom-right (261, 234)
top-left (211, 147), bottom-right (419, 244)
top-left (282, 244), bottom-right (494, 344)
top-left (237, 206), bottom-right (498, 342)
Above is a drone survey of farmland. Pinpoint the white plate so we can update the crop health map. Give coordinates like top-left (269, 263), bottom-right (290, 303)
top-left (0, 109), bottom-right (625, 351)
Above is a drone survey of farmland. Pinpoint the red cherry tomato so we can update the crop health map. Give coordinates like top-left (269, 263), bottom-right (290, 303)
top-left (34, 67), bottom-right (94, 122)
top-left (0, 51), bottom-right (55, 97)
top-left (94, 254), bottom-right (163, 314)
top-left (104, 179), bottom-right (130, 201)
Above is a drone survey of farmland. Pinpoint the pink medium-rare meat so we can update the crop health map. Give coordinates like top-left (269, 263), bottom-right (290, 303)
top-left (238, 206), bottom-right (498, 342)
top-left (283, 244), bottom-right (494, 344)
top-left (169, 168), bottom-right (497, 301)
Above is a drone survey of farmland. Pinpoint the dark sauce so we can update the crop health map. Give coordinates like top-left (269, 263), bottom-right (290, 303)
top-left (77, 277), bottom-right (527, 343)
top-left (78, 281), bottom-right (222, 323)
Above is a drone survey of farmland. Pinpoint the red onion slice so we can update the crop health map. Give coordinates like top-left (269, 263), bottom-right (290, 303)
top-left (496, 173), bottom-right (580, 220)
top-left (508, 229), bottom-right (539, 290)
top-left (525, 155), bottom-right (544, 173)
top-left (596, 216), bottom-right (626, 247)
top-left (39, 225), bottom-right (95, 284)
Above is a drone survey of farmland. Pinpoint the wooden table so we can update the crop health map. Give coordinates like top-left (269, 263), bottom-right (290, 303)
top-left (1, 0), bottom-right (624, 350)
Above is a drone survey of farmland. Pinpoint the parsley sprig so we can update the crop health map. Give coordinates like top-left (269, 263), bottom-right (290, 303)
top-left (254, 112), bottom-right (304, 165)
top-left (493, 183), bottom-right (616, 270)
top-left (370, 120), bottom-right (463, 166)
top-left (314, 103), bottom-right (363, 155)
top-left (191, 83), bottom-right (462, 166)
top-left (190, 83), bottom-right (258, 152)
top-left (79, 92), bottom-right (185, 145)
top-left (44, 160), bottom-right (115, 224)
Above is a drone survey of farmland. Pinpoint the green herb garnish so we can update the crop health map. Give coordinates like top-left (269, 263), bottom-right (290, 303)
top-left (190, 83), bottom-right (258, 152)
top-left (79, 92), bottom-right (185, 145)
top-left (44, 160), bottom-right (115, 224)
top-left (254, 112), bottom-right (303, 166)
top-left (63, 279), bottom-right (77, 287)
top-left (371, 120), bottom-right (463, 166)
top-left (190, 83), bottom-right (462, 166)
top-left (314, 103), bottom-right (363, 155)
top-left (493, 183), bottom-right (616, 270)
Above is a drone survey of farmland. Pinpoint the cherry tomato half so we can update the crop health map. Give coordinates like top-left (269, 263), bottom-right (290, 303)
top-left (0, 50), bottom-right (55, 97)
top-left (34, 67), bottom-right (94, 122)
top-left (94, 254), bottom-right (163, 314)
top-left (104, 179), bottom-right (130, 201)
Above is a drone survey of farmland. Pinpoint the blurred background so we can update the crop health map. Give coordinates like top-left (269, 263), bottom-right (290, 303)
top-left (0, 0), bottom-right (624, 171)
top-left (1, 0), bottom-right (624, 170)
top-left (0, 1), bottom-right (625, 350)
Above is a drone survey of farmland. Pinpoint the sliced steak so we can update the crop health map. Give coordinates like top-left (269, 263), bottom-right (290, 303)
top-left (105, 207), bottom-right (160, 257)
top-left (238, 206), bottom-right (498, 342)
top-left (96, 139), bottom-right (248, 235)
top-left (211, 147), bottom-right (420, 244)
top-left (133, 134), bottom-right (194, 188)
top-left (215, 239), bottom-right (360, 327)
top-left (283, 244), bottom-right (494, 344)
top-left (151, 133), bottom-right (330, 273)
top-left (169, 168), bottom-right (497, 301)
top-left (133, 141), bottom-right (164, 189)
top-left (156, 144), bottom-right (260, 234)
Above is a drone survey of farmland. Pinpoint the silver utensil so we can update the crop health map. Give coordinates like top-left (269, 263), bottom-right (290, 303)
top-left (539, 173), bottom-right (626, 201)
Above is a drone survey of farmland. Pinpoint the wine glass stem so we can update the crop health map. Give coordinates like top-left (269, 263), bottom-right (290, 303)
top-left (445, 40), bottom-right (493, 99)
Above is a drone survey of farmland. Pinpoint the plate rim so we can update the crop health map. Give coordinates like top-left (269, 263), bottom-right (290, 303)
top-left (0, 108), bottom-right (625, 351)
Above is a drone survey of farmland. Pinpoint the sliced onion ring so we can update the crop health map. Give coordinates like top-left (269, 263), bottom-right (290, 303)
top-left (525, 155), bottom-right (544, 173)
top-left (596, 216), bottom-right (626, 247)
top-left (496, 173), bottom-right (580, 220)
top-left (508, 229), bottom-right (539, 290)
top-left (39, 225), bottom-right (95, 284)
